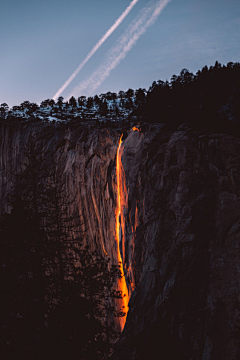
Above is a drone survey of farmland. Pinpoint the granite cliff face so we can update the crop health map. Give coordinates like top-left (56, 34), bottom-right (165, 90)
top-left (0, 123), bottom-right (127, 330)
top-left (113, 125), bottom-right (240, 360)
top-left (1, 123), bottom-right (240, 359)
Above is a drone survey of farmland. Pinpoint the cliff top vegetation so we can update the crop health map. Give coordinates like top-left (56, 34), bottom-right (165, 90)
top-left (1, 60), bottom-right (240, 136)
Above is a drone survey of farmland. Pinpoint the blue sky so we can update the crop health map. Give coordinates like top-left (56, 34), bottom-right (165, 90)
top-left (1, 0), bottom-right (240, 107)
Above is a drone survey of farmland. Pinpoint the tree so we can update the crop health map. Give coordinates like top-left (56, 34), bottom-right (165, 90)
top-left (124, 89), bottom-right (134, 111)
top-left (118, 90), bottom-right (124, 100)
top-left (0, 103), bottom-right (9, 118)
top-left (57, 96), bottom-right (64, 110)
top-left (118, 91), bottom-right (125, 108)
top-left (26, 103), bottom-right (39, 115)
top-left (87, 97), bottom-right (94, 110)
top-left (126, 88), bottom-right (134, 100)
top-left (135, 88), bottom-right (146, 107)
top-left (19, 101), bottom-right (32, 112)
top-left (40, 99), bottom-right (51, 108)
top-left (49, 99), bottom-right (55, 108)
top-left (69, 96), bottom-right (77, 108)
top-left (112, 92), bottom-right (117, 101)
top-left (78, 96), bottom-right (86, 109)
top-left (94, 95), bottom-right (101, 106)
top-left (63, 100), bottom-right (69, 109)
top-left (125, 98), bottom-right (133, 111)
top-left (0, 102), bottom-right (9, 111)
top-left (99, 93), bottom-right (107, 102)
top-left (100, 100), bottom-right (108, 116)
top-left (214, 61), bottom-right (221, 69)
top-left (178, 69), bottom-right (193, 85)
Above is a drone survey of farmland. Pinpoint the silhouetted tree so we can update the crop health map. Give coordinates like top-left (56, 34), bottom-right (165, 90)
top-left (94, 95), bottom-right (101, 105)
top-left (26, 103), bottom-right (39, 115)
top-left (49, 99), bottom-right (55, 108)
top-left (100, 100), bottom-right (108, 116)
top-left (78, 96), bottom-right (86, 109)
top-left (69, 96), bottom-right (77, 108)
top-left (56, 96), bottom-right (64, 111)
top-left (118, 91), bottom-right (125, 108)
top-left (87, 97), bottom-right (94, 110)
top-left (0, 103), bottom-right (9, 118)
top-left (143, 61), bottom-right (240, 134)
top-left (40, 99), bottom-right (51, 108)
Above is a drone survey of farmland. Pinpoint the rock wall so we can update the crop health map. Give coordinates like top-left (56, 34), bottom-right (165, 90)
top-left (0, 123), bottom-right (125, 330)
top-left (0, 124), bottom-right (118, 257)
top-left (1, 122), bottom-right (240, 359)
top-left (113, 124), bottom-right (240, 360)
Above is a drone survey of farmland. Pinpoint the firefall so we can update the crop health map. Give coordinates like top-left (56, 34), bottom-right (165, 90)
top-left (116, 134), bottom-right (129, 330)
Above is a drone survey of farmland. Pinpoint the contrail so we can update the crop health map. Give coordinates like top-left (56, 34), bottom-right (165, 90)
top-left (52, 0), bottom-right (140, 100)
top-left (68, 0), bottom-right (171, 98)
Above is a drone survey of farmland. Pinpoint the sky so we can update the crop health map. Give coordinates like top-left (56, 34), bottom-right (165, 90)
top-left (1, 0), bottom-right (240, 107)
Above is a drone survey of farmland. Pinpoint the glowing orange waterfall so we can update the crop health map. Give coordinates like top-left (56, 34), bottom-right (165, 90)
top-left (116, 135), bottom-right (129, 331)
top-left (132, 126), bottom-right (140, 132)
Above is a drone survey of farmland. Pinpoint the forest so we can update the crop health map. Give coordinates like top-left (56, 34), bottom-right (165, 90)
top-left (1, 61), bottom-right (240, 135)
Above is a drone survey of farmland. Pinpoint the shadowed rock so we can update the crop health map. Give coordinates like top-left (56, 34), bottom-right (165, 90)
top-left (1, 122), bottom-right (240, 359)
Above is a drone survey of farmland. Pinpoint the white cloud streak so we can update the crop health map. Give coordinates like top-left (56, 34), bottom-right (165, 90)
top-left (68, 0), bottom-right (171, 99)
top-left (52, 0), bottom-right (140, 100)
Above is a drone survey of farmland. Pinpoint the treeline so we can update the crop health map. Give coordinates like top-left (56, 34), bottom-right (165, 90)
top-left (144, 61), bottom-right (240, 132)
top-left (0, 89), bottom-right (145, 118)
top-left (1, 138), bottom-right (125, 360)
top-left (1, 61), bottom-right (240, 133)
top-left (0, 90), bottom-right (142, 121)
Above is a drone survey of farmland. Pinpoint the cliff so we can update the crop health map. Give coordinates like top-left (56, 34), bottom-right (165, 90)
top-left (113, 124), bottom-right (240, 360)
top-left (1, 122), bottom-right (240, 359)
